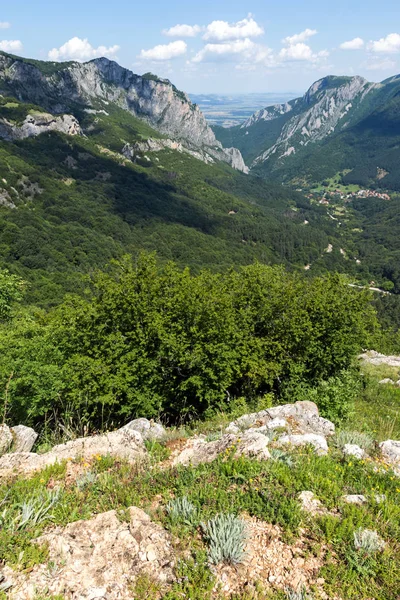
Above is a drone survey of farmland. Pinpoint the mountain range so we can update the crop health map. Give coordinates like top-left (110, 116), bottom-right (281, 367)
top-left (1, 51), bottom-right (400, 304)
top-left (214, 74), bottom-right (400, 190)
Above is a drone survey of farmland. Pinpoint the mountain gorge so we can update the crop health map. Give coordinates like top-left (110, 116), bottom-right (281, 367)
top-left (0, 51), bottom-right (336, 305)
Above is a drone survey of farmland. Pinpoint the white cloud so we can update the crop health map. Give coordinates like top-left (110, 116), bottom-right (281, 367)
top-left (280, 42), bottom-right (313, 61)
top-left (365, 57), bottom-right (396, 71)
top-left (163, 24), bottom-right (202, 37)
top-left (340, 37), bottom-right (364, 50)
top-left (0, 22), bottom-right (10, 29)
top-left (369, 33), bottom-right (400, 53)
top-left (203, 15), bottom-right (263, 42)
top-left (0, 39), bottom-right (23, 53)
top-left (193, 39), bottom-right (254, 63)
top-left (139, 40), bottom-right (187, 61)
top-left (283, 29), bottom-right (317, 45)
top-left (48, 37), bottom-right (120, 62)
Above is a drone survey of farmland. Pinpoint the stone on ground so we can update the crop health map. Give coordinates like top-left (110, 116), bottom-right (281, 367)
top-left (379, 439), bottom-right (400, 475)
top-left (343, 444), bottom-right (366, 459)
top-left (10, 425), bottom-right (38, 452)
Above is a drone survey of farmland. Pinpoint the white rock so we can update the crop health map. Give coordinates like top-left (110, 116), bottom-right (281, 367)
top-left (10, 425), bottom-right (38, 453)
top-left (379, 378), bottom-right (395, 385)
top-left (276, 433), bottom-right (329, 455)
top-left (342, 494), bottom-right (367, 505)
top-left (343, 444), bottom-right (366, 460)
top-left (121, 418), bottom-right (166, 441)
top-left (379, 439), bottom-right (400, 474)
top-left (0, 424), bottom-right (12, 455)
top-left (298, 491), bottom-right (325, 515)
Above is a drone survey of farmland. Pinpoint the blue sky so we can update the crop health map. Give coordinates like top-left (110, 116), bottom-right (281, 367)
top-left (2, 0), bottom-right (400, 93)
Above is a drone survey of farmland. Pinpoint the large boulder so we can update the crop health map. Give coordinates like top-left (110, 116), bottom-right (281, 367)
top-left (173, 430), bottom-right (271, 467)
top-left (121, 418), bottom-right (166, 441)
top-left (0, 425), bottom-right (12, 455)
top-left (0, 429), bottom-right (146, 478)
top-left (2, 507), bottom-right (175, 599)
top-left (225, 401), bottom-right (335, 438)
top-left (10, 425), bottom-right (38, 453)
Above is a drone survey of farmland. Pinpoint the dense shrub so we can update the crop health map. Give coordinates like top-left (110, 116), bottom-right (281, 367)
top-left (0, 253), bottom-right (377, 428)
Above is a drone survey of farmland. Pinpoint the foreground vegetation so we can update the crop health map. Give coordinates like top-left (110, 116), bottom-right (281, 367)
top-left (1, 424), bottom-right (399, 599)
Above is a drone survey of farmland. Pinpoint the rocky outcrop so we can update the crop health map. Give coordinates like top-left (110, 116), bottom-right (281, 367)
top-left (225, 401), bottom-right (335, 438)
top-left (0, 53), bottom-right (247, 172)
top-left (276, 433), bottom-right (329, 455)
top-left (241, 101), bottom-right (297, 128)
top-left (0, 112), bottom-right (82, 141)
top-left (122, 138), bottom-right (249, 171)
top-left (3, 507), bottom-right (175, 599)
top-left (173, 430), bottom-right (271, 467)
top-left (0, 429), bottom-right (145, 478)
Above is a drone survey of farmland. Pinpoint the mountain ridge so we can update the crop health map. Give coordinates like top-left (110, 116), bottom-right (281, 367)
top-left (0, 51), bottom-right (248, 172)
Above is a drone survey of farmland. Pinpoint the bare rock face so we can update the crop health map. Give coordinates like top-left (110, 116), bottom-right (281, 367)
top-left (0, 429), bottom-right (146, 478)
top-left (10, 425), bottom-right (38, 452)
top-left (225, 401), bottom-right (334, 438)
top-left (4, 507), bottom-right (175, 599)
top-left (252, 75), bottom-right (377, 167)
top-left (121, 418), bottom-right (166, 441)
top-left (173, 430), bottom-right (271, 467)
top-left (0, 424), bottom-right (12, 455)
top-left (0, 113), bottom-right (82, 141)
top-left (0, 54), bottom-right (247, 172)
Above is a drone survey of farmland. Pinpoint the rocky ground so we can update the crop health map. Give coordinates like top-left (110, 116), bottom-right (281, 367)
top-left (0, 400), bottom-right (399, 600)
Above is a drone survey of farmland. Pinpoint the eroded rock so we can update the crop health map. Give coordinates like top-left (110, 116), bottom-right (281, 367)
top-left (4, 507), bottom-right (175, 599)
top-left (173, 430), bottom-right (270, 467)
top-left (225, 401), bottom-right (334, 438)
top-left (0, 429), bottom-right (146, 478)
top-left (379, 439), bottom-right (400, 475)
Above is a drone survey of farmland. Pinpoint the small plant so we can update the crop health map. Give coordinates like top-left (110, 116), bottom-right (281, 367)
top-left (76, 471), bottom-right (97, 491)
top-left (353, 528), bottom-right (386, 554)
top-left (201, 513), bottom-right (247, 565)
top-left (334, 430), bottom-right (374, 452)
top-left (269, 448), bottom-right (294, 467)
top-left (166, 496), bottom-right (198, 526)
top-left (17, 490), bottom-right (61, 530)
top-left (285, 586), bottom-right (313, 600)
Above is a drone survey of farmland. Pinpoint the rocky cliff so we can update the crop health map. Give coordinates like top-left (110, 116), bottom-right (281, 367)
top-left (0, 53), bottom-right (247, 172)
top-left (0, 112), bottom-right (82, 141)
top-left (252, 76), bottom-right (378, 166)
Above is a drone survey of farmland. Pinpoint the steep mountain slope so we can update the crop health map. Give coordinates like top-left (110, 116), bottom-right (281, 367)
top-left (214, 74), bottom-right (400, 186)
top-left (0, 52), bottom-right (247, 172)
top-left (0, 54), bottom-right (337, 306)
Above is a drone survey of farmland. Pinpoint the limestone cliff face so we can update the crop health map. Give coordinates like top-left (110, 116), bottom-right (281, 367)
top-left (251, 76), bottom-right (379, 166)
top-left (0, 112), bottom-right (82, 141)
top-left (0, 53), bottom-right (247, 172)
